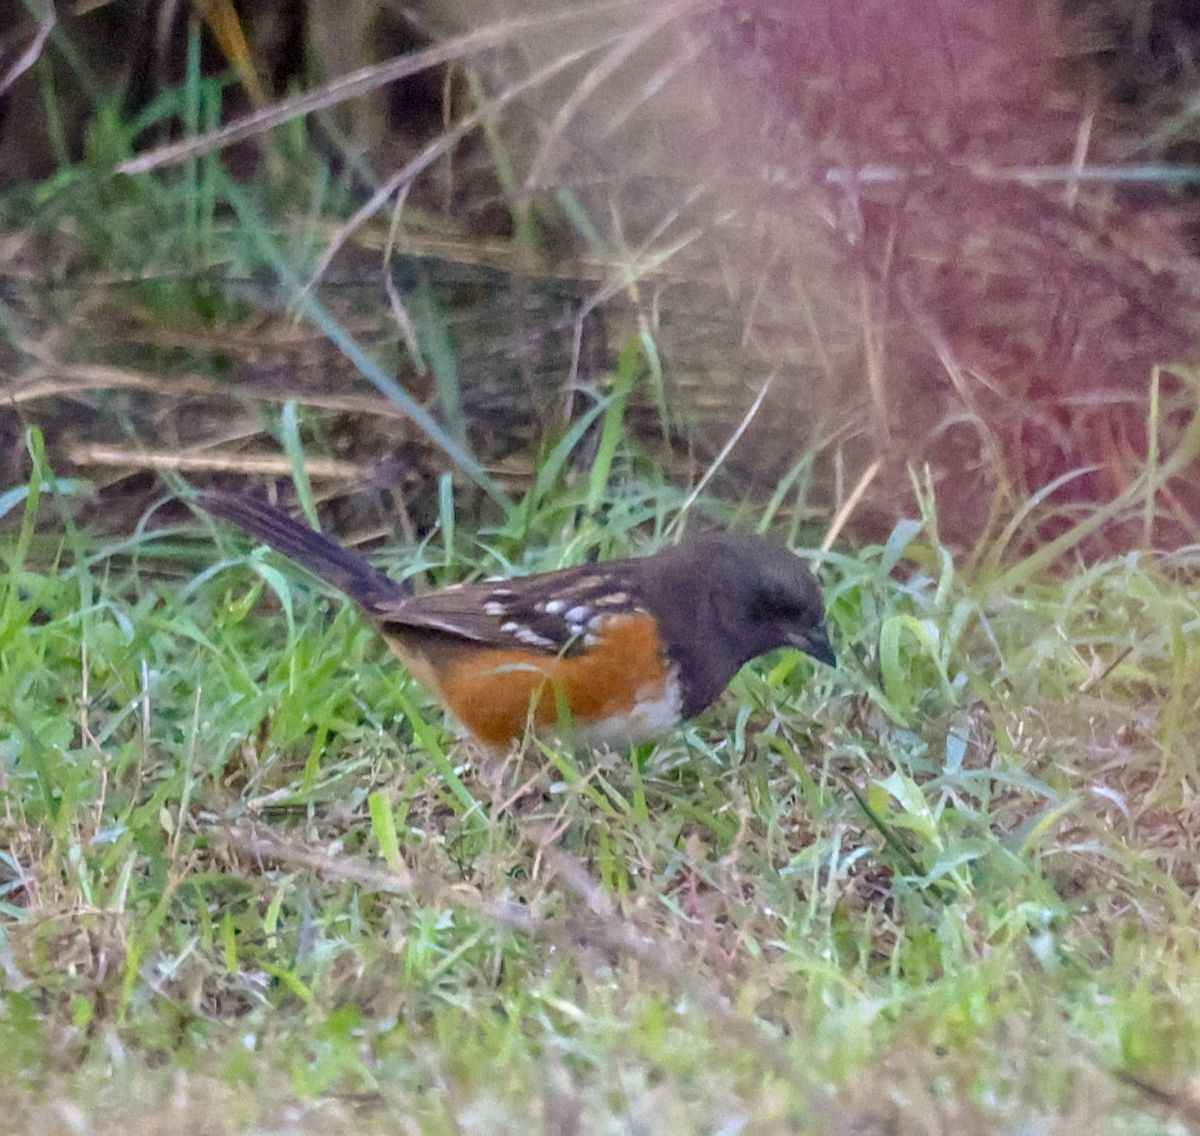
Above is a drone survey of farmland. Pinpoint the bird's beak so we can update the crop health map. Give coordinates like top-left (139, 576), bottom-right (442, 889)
top-left (791, 624), bottom-right (836, 667)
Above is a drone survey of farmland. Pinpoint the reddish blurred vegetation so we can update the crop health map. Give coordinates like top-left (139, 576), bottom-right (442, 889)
top-left (706, 0), bottom-right (1200, 550)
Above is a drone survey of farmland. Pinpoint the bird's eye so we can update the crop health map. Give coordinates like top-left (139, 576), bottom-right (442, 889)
top-left (753, 584), bottom-right (804, 620)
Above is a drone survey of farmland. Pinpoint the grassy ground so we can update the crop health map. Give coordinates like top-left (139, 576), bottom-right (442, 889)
top-left (3, 448), bottom-right (1200, 1134)
top-left (5, 11), bottom-right (1200, 1132)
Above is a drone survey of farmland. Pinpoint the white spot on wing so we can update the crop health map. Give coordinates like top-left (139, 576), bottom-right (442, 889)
top-left (513, 627), bottom-right (555, 648)
top-left (594, 591), bottom-right (629, 607)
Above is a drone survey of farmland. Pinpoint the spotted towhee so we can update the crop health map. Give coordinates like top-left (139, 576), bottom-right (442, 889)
top-left (196, 493), bottom-right (835, 749)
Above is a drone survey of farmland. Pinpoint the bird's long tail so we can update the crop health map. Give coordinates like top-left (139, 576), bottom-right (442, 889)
top-left (194, 492), bottom-right (407, 608)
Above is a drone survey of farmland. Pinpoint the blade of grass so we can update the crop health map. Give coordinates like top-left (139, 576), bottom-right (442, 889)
top-left (667, 369), bottom-right (775, 537)
top-left (368, 789), bottom-right (407, 876)
top-left (584, 335), bottom-right (640, 516)
top-left (392, 689), bottom-right (487, 829)
top-left (278, 400), bottom-right (318, 527)
top-left (438, 473), bottom-right (456, 564)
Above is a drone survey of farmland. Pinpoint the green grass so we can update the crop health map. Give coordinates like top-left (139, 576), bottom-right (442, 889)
top-left (3, 450), bottom-right (1200, 1134)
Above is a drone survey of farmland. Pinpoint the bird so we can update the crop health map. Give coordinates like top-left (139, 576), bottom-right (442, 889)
top-left (194, 493), bottom-right (835, 750)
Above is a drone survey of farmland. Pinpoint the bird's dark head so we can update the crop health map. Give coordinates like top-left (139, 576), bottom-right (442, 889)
top-left (690, 534), bottom-right (836, 669)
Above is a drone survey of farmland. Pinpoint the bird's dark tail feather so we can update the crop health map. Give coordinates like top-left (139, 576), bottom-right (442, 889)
top-left (194, 492), bottom-right (407, 609)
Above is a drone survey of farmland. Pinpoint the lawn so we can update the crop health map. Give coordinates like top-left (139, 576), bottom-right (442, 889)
top-left (3, 449), bottom-right (1200, 1133)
